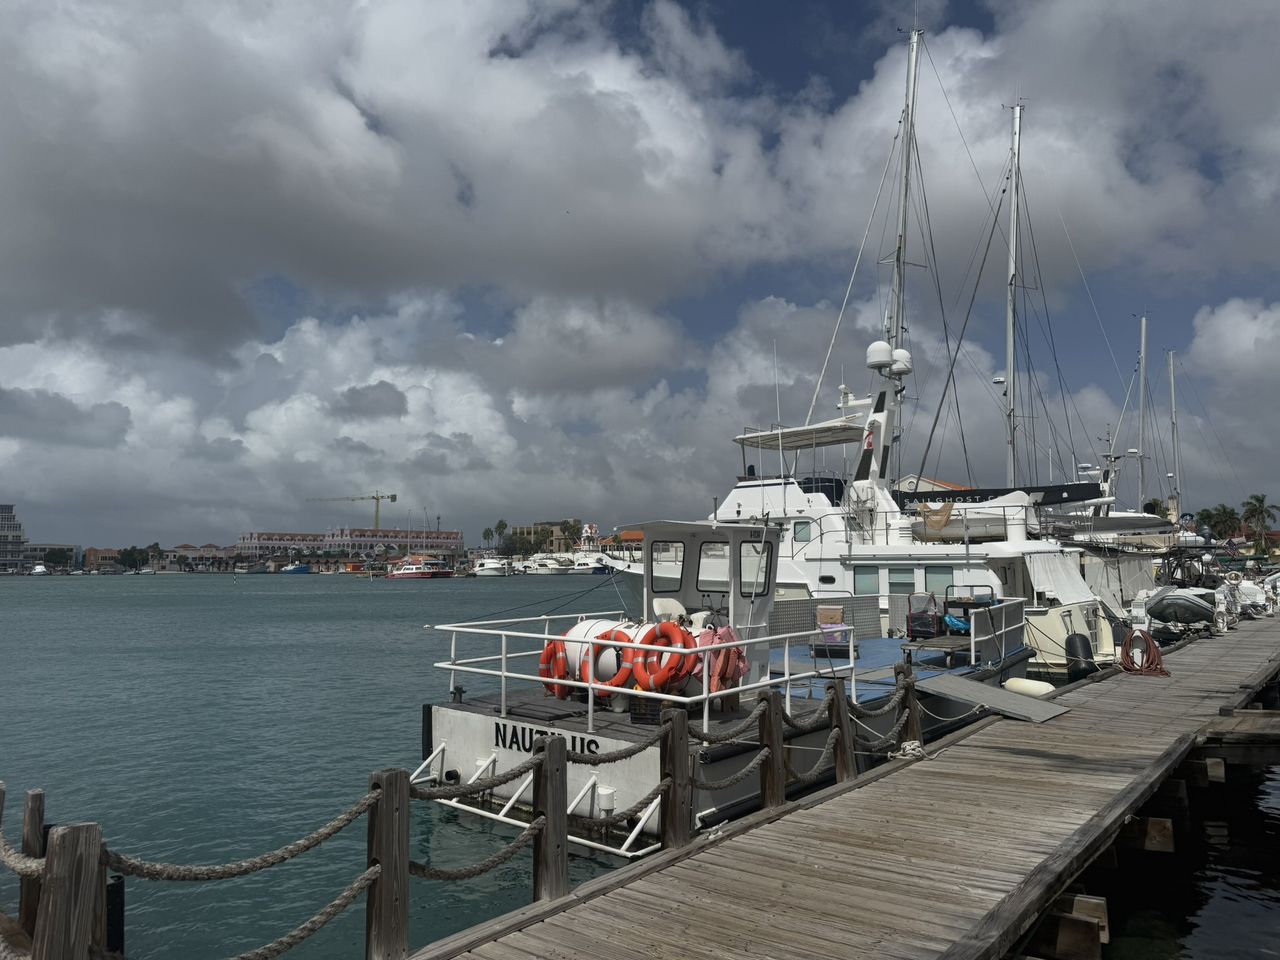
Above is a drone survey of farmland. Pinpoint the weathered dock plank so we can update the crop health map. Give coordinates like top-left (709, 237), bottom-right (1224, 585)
top-left (412, 621), bottom-right (1280, 960)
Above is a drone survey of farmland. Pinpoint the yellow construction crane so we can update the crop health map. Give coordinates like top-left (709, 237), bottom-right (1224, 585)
top-left (306, 491), bottom-right (398, 530)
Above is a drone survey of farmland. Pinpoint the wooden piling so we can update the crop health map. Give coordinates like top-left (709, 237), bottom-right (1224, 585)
top-left (366, 768), bottom-right (410, 960)
top-left (659, 708), bottom-right (691, 848)
top-left (895, 662), bottom-right (923, 746)
top-left (19, 789), bottom-right (44, 936)
top-left (758, 690), bottom-right (786, 808)
top-left (31, 823), bottom-right (101, 960)
top-left (532, 737), bottom-right (569, 901)
top-left (827, 680), bottom-right (858, 782)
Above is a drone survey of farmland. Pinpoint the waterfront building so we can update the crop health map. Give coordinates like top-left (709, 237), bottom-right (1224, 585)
top-left (237, 527), bottom-right (463, 560)
top-left (84, 547), bottom-right (121, 572)
top-left (508, 519), bottom-right (581, 554)
top-left (23, 543), bottom-right (84, 570)
top-left (0, 505), bottom-right (28, 573)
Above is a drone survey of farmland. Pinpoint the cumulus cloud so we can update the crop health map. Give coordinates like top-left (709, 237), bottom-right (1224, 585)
top-left (0, 388), bottom-right (131, 447)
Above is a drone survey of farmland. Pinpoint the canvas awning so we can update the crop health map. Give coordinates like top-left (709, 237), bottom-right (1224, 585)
top-left (1024, 551), bottom-right (1096, 606)
top-left (735, 416), bottom-right (866, 451)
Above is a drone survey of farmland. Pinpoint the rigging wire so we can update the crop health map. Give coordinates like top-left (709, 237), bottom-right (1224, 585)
top-left (1176, 359), bottom-right (1246, 502)
top-left (1058, 209), bottom-right (1126, 389)
top-left (804, 131), bottom-right (900, 426)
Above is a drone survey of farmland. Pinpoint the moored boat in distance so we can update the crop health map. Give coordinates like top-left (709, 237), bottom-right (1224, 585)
top-left (279, 561), bottom-right (312, 574)
top-left (386, 555), bottom-right (454, 580)
top-left (29, 563), bottom-right (48, 576)
top-left (234, 561), bottom-right (269, 574)
top-left (473, 557), bottom-right (511, 577)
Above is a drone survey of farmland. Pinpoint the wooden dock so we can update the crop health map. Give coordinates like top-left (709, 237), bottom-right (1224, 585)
top-left (416, 620), bottom-right (1280, 960)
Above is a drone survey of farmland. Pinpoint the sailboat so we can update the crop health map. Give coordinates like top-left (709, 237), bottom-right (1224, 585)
top-left (606, 31), bottom-right (1116, 677)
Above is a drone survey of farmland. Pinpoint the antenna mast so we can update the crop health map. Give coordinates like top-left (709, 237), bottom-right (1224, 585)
top-left (1169, 348), bottom-right (1180, 518)
top-left (1005, 100), bottom-right (1023, 487)
top-left (885, 29), bottom-right (922, 353)
top-left (1137, 314), bottom-right (1148, 505)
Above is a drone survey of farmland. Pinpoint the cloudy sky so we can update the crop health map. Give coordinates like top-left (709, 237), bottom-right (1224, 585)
top-left (4, 0), bottom-right (1279, 549)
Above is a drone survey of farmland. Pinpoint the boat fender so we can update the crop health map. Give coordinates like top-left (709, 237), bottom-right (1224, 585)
top-left (1064, 633), bottom-right (1098, 684)
top-left (538, 639), bottom-right (571, 699)
top-left (1002, 677), bottom-right (1054, 698)
top-left (579, 629), bottom-right (637, 698)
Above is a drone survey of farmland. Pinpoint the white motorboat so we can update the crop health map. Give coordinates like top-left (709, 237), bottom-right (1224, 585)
top-left (29, 563), bottom-right (48, 576)
top-left (473, 557), bottom-right (511, 577)
top-left (526, 555), bottom-right (570, 575)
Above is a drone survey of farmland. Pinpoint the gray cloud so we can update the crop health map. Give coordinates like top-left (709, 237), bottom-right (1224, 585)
top-left (0, 387), bottom-right (131, 447)
top-left (329, 380), bottom-right (408, 419)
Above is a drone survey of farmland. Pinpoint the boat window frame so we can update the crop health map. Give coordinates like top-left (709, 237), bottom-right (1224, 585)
top-left (887, 567), bottom-right (916, 596)
top-left (739, 541), bottom-right (773, 598)
top-left (649, 540), bottom-right (686, 594)
top-left (924, 565), bottom-right (954, 595)
top-left (695, 540), bottom-right (731, 594)
top-left (853, 565), bottom-right (879, 595)
top-left (792, 520), bottom-right (813, 543)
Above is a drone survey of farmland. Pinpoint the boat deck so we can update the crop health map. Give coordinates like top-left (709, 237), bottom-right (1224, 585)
top-left (415, 619), bottom-right (1280, 960)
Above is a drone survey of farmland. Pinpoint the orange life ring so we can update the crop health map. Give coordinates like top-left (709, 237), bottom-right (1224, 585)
top-left (538, 639), bottom-right (570, 699)
top-left (631, 622), bottom-right (696, 692)
top-left (580, 629), bottom-right (636, 698)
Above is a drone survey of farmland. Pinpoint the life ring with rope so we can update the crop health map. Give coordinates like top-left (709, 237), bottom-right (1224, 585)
top-left (631, 621), bottom-right (697, 692)
top-left (537, 639), bottom-right (571, 699)
top-left (579, 628), bottom-right (637, 698)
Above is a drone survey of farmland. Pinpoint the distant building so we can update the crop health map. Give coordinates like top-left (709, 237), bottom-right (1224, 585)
top-left (84, 547), bottom-right (121, 572)
top-left (509, 519), bottom-right (582, 554)
top-left (237, 527), bottom-right (464, 560)
top-left (600, 529), bottom-right (643, 562)
top-left (0, 505), bottom-right (28, 573)
top-left (24, 543), bottom-right (84, 570)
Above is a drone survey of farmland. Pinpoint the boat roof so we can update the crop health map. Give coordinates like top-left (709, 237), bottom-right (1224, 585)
top-left (616, 519), bottom-right (782, 542)
top-left (734, 415), bottom-right (865, 451)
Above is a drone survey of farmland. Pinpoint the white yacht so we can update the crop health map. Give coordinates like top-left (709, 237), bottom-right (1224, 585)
top-left (473, 557), bottom-right (511, 577)
top-left (605, 30), bottom-right (1113, 679)
top-left (29, 563), bottom-right (48, 576)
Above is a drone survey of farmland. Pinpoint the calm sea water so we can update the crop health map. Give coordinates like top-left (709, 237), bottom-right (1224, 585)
top-left (0, 573), bottom-right (630, 959)
top-left (3, 575), bottom-right (1278, 959)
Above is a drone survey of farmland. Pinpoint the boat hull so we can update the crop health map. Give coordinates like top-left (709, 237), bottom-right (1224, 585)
top-left (386, 570), bottom-right (454, 580)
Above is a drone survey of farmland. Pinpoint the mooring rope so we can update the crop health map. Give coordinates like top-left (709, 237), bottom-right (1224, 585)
top-left (411, 753), bottom-right (544, 802)
top-left (783, 728), bottom-right (841, 788)
top-left (568, 722), bottom-right (670, 765)
top-left (410, 817), bottom-right (545, 881)
top-left (848, 680), bottom-right (906, 719)
top-left (103, 791), bottom-right (378, 881)
top-left (779, 691), bottom-right (836, 733)
top-left (691, 747), bottom-right (772, 792)
top-left (594, 779), bottom-right (671, 827)
top-left (226, 864), bottom-right (380, 960)
top-left (688, 700), bottom-right (769, 744)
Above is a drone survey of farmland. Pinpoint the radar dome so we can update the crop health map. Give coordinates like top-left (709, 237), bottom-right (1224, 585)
top-left (890, 348), bottom-right (913, 375)
top-left (866, 341), bottom-right (893, 371)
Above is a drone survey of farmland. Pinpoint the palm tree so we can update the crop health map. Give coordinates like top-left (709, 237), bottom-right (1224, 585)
top-left (1206, 504), bottom-right (1241, 541)
top-left (482, 527), bottom-right (494, 549)
top-left (1241, 493), bottom-right (1278, 553)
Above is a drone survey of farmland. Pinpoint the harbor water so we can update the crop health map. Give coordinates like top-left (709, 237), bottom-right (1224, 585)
top-left (2, 574), bottom-right (1278, 959)
top-left (0, 574), bottom-right (628, 958)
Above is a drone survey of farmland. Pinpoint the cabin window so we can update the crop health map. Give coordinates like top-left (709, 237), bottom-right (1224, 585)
top-left (924, 566), bottom-right (954, 595)
top-left (888, 568), bottom-right (916, 595)
top-left (696, 542), bottom-right (730, 593)
top-left (818, 575), bottom-right (836, 585)
top-left (739, 541), bottom-right (773, 597)
top-left (853, 566), bottom-right (879, 595)
top-left (650, 541), bottom-right (684, 593)
top-left (792, 521), bottom-right (812, 543)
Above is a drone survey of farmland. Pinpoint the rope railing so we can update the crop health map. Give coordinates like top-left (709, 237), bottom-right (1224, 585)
top-left (410, 753), bottom-right (544, 802)
top-left (0, 934), bottom-right (28, 960)
top-left (691, 747), bottom-right (772, 792)
top-left (410, 817), bottom-right (545, 881)
top-left (228, 864), bottom-right (381, 960)
top-left (853, 705), bottom-right (912, 751)
top-left (688, 699), bottom-right (769, 744)
top-left (568, 722), bottom-right (670, 765)
top-left (784, 728), bottom-right (841, 788)
top-left (849, 679), bottom-right (906, 719)
top-left (102, 791), bottom-right (379, 881)
top-left (0, 831), bottom-right (42, 879)
top-left (779, 690), bottom-right (836, 733)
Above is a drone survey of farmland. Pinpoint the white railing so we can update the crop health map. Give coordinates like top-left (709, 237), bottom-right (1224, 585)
top-left (428, 610), bottom-right (857, 736)
top-left (969, 598), bottom-right (1027, 664)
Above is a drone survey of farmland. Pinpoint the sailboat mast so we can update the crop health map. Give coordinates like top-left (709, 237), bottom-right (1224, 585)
top-left (1004, 101), bottom-right (1022, 487)
top-left (1169, 348), bottom-right (1180, 519)
top-left (1137, 314), bottom-right (1147, 505)
top-left (885, 29), bottom-right (922, 352)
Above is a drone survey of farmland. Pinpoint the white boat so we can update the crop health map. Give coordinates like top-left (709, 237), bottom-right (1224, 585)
top-left (473, 557), bottom-right (511, 577)
top-left (603, 34), bottom-right (1111, 678)
top-left (526, 555), bottom-right (570, 575)
top-left (29, 563), bottom-right (48, 576)
top-left (137, 567), bottom-right (156, 575)
top-left (386, 556), bottom-right (454, 580)
top-left (568, 555), bottom-right (612, 575)
top-left (420, 517), bottom-right (1033, 856)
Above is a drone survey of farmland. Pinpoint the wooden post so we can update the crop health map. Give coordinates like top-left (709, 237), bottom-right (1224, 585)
top-left (532, 737), bottom-right (569, 901)
top-left (895, 662), bottom-right (923, 746)
top-left (659, 708), bottom-right (692, 848)
top-left (19, 789), bottom-right (44, 936)
top-left (366, 768), bottom-right (410, 960)
top-left (31, 823), bottom-right (101, 960)
top-left (758, 690), bottom-right (786, 808)
top-left (827, 680), bottom-right (859, 782)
